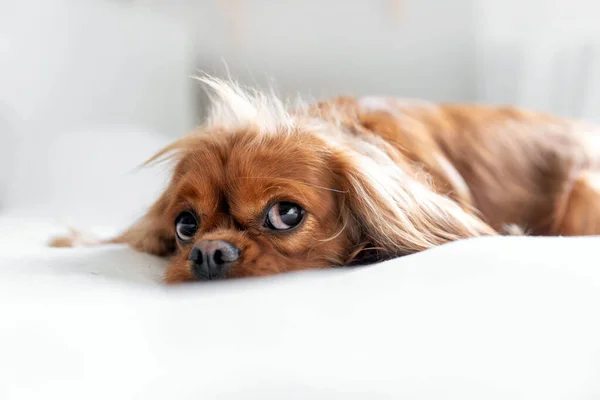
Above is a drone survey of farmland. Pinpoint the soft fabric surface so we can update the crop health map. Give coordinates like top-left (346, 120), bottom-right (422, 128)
top-left (1, 214), bottom-right (599, 399)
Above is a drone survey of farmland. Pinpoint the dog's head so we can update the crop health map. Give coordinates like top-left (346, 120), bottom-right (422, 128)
top-left (133, 77), bottom-right (495, 283)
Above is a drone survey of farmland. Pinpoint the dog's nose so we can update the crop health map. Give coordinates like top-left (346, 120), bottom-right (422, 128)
top-left (188, 240), bottom-right (240, 280)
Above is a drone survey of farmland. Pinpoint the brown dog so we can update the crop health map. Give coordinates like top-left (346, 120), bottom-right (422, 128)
top-left (51, 76), bottom-right (600, 283)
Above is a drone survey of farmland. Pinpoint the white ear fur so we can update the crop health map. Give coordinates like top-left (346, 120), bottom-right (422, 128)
top-left (337, 139), bottom-right (497, 256)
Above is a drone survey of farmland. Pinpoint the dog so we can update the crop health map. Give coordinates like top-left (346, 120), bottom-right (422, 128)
top-left (50, 76), bottom-right (600, 283)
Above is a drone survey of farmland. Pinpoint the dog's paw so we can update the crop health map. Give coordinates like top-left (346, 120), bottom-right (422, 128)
top-left (48, 228), bottom-right (101, 248)
top-left (501, 224), bottom-right (526, 236)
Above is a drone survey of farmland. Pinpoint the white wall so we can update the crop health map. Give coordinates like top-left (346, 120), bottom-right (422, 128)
top-left (474, 0), bottom-right (600, 120)
top-left (139, 0), bottom-right (478, 109)
top-left (0, 0), bottom-right (193, 136)
top-left (0, 0), bottom-right (193, 220)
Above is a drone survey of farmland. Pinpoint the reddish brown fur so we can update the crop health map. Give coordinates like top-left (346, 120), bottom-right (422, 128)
top-left (50, 88), bottom-right (600, 283)
top-left (312, 98), bottom-right (600, 234)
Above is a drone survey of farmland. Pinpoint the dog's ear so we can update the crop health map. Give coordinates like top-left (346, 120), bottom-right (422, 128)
top-left (333, 139), bottom-right (496, 261)
top-left (111, 136), bottom-right (201, 256)
top-left (110, 187), bottom-right (176, 256)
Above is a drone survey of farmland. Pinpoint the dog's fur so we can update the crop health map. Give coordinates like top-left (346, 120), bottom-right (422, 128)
top-left (50, 76), bottom-right (600, 283)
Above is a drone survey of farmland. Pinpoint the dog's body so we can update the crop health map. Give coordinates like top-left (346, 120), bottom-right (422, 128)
top-left (51, 78), bottom-right (600, 282)
top-left (313, 96), bottom-right (600, 236)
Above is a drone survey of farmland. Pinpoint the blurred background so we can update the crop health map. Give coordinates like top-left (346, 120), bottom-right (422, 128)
top-left (2, 0), bottom-right (600, 229)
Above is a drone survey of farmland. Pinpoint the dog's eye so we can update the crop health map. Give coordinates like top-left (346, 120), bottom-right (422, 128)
top-left (265, 202), bottom-right (305, 231)
top-left (175, 211), bottom-right (199, 242)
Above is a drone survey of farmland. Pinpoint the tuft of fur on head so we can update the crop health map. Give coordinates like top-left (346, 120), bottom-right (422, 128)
top-left (142, 74), bottom-right (308, 169)
top-left (193, 73), bottom-right (296, 133)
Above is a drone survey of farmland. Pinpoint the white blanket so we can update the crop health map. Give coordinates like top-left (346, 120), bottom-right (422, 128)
top-left (1, 213), bottom-right (599, 399)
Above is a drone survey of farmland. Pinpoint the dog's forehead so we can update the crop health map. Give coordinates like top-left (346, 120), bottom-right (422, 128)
top-left (219, 135), bottom-right (333, 212)
top-left (225, 133), bottom-right (331, 185)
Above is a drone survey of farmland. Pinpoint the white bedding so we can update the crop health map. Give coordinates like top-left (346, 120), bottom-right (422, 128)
top-left (1, 213), bottom-right (599, 399)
